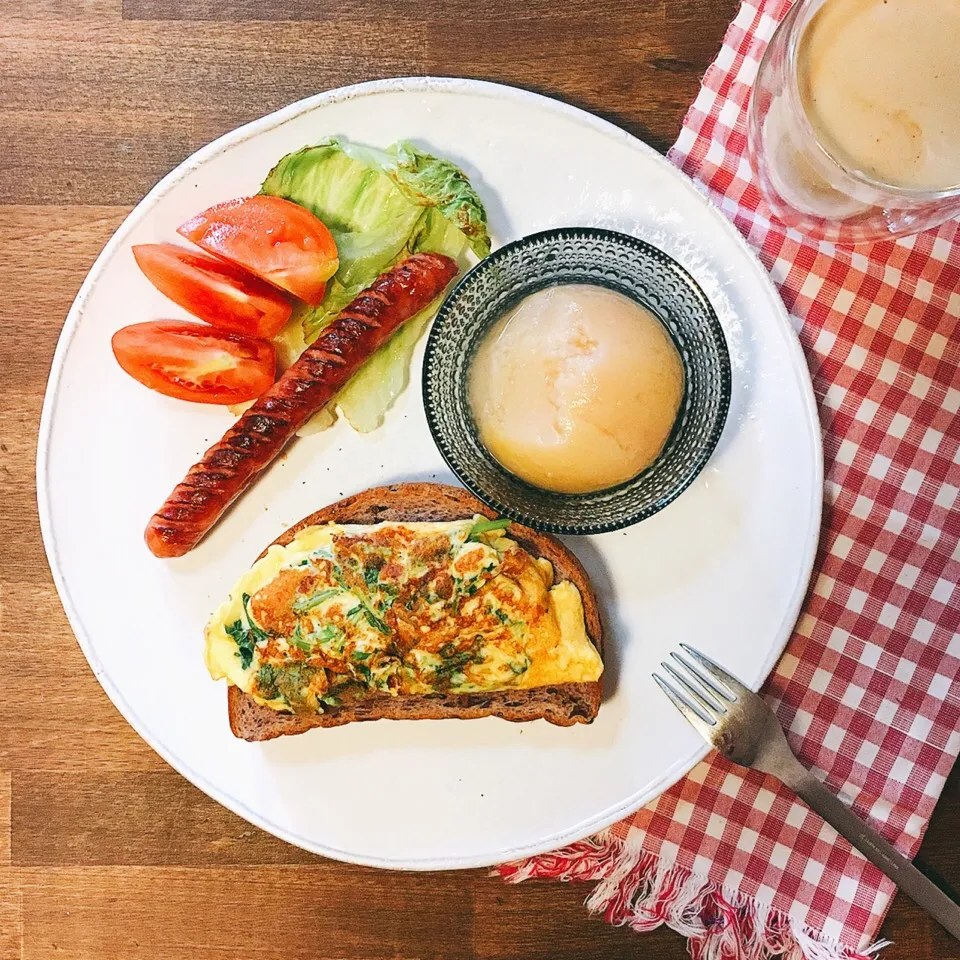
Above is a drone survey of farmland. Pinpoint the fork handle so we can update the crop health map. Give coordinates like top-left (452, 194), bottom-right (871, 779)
top-left (790, 768), bottom-right (960, 939)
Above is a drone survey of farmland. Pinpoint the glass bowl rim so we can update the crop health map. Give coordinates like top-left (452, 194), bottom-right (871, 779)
top-left (421, 226), bottom-right (733, 535)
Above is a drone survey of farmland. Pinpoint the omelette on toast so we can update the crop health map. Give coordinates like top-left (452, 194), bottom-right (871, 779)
top-left (205, 483), bottom-right (603, 740)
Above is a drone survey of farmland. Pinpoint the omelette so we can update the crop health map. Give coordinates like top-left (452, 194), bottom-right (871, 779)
top-left (205, 517), bottom-right (603, 714)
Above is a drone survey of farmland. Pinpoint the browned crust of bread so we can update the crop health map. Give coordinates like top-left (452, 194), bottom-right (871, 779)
top-left (227, 483), bottom-right (603, 741)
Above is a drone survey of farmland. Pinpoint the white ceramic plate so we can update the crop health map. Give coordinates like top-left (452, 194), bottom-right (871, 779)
top-left (38, 78), bottom-right (822, 870)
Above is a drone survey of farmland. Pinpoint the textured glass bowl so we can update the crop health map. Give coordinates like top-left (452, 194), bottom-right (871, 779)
top-left (422, 227), bottom-right (732, 535)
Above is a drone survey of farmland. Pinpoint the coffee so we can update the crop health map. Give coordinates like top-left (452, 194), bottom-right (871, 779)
top-left (798, 0), bottom-right (960, 190)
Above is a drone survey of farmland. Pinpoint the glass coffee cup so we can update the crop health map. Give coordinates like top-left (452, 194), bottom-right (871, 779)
top-left (748, 0), bottom-right (960, 244)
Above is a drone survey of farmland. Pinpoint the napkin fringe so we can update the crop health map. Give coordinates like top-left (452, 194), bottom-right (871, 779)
top-left (495, 832), bottom-right (889, 960)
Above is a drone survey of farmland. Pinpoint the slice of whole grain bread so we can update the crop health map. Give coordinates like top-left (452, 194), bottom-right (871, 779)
top-left (227, 483), bottom-right (603, 741)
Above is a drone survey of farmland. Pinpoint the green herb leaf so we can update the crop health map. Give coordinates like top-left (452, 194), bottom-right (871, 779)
top-left (313, 624), bottom-right (343, 644)
top-left (289, 623), bottom-right (307, 651)
top-left (292, 587), bottom-right (342, 615)
top-left (241, 593), bottom-right (270, 643)
top-left (226, 619), bottom-right (256, 670)
top-left (226, 595), bottom-right (274, 669)
top-left (433, 639), bottom-right (485, 682)
top-left (363, 564), bottom-right (380, 588)
top-left (255, 664), bottom-right (280, 699)
top-left (353, 650), bottom-right (372, 661)
top-left (355, 663), bottom-right (373, 683)
top-left (363, 608), bottom-right (391, 635)
top-left (509, 656), bottom-right (531, 676)
top-left (291, 626), bottom-right (313, 654)
top-left (467, 517), bottom-right (511, 541)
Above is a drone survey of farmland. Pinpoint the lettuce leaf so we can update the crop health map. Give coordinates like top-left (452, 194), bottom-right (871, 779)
top-left (383, 141), bottom-right (490, 258)
top-left (259, 139), bottom-right (489, 434)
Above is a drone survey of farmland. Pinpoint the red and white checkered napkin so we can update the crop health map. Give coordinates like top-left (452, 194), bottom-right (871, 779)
top-left (496, 2), bottom-right (960, 956)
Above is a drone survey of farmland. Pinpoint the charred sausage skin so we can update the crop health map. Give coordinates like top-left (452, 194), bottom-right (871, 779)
top-left (145, 252), bottom-right (459, 558)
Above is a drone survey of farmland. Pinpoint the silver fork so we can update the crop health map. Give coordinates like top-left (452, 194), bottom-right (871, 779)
top-left (655, 644), bottom-right (960, 940)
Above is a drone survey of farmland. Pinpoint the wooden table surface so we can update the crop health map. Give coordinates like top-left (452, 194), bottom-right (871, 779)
top-left (3, 2), bottom-right (960, 957)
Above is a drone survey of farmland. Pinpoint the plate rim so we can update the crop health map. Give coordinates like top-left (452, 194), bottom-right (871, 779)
top-left (36, 76), bottom-right (823, 870)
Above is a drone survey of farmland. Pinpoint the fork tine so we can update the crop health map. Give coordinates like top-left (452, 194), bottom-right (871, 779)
top-left (678, 644), bottom-right (752, 701)
top-left (671, 651), bottom-right (735, 704)
top-left (661, 660), bottom-right (727, 716)
top-left (653, 673), bottom-right (718, 738)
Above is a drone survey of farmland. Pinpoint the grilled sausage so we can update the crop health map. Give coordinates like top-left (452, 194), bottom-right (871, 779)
top-left (145, 252), bottom-right (459, 558)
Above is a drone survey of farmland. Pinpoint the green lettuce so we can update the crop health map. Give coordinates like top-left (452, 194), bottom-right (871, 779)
top-left (259, 139), bottom-right (490, 433)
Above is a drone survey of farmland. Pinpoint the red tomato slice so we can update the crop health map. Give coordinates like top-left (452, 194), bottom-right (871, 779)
top-left (111, 321), bottom-right (276, 405)
top-left (132, 243), bottom-right (293, 338)
top-left (177, 196), bottom-right (338, 305)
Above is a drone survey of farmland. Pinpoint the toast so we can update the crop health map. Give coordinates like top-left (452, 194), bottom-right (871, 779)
top-left (227, 482), bottom-right (603, 741)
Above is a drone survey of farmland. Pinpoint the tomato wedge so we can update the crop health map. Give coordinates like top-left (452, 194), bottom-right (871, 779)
top-left (177, 196), bottom-right (338, 305)
top-left (132, 243), bottom-right (293, 338)
top-left (111, 321), bottom-right (276, 405)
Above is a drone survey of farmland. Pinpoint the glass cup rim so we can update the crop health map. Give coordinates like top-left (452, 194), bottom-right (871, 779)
top-left (781, 0), bottom-right (960, 202)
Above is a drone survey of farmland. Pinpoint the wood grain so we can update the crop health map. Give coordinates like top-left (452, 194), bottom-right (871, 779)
top-left (2, 0), bottom-right (958, 957)
top-left (17, 866), bottom-right (656, 960)
top-left (8, 0), bottom-right (119, 18)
